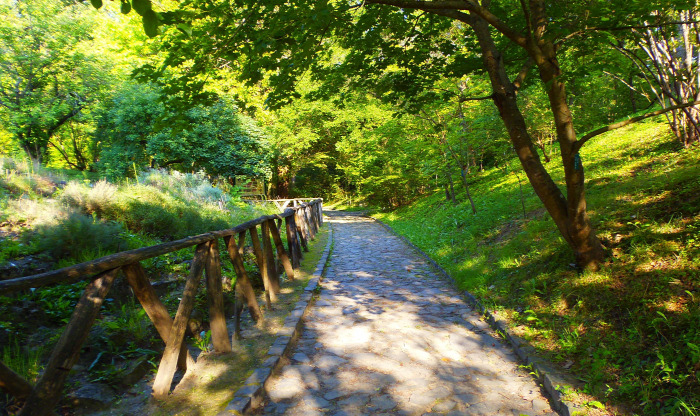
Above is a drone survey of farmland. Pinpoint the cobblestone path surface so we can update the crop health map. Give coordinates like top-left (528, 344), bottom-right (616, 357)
top-left (259, 212), bottom-right (557, 416)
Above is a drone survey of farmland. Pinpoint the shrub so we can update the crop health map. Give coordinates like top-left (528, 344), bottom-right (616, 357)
top-left (58, 180), bottom-right (118, 217)
top-left (5, 198), bottom-right (65, 226)
top-left (30, 213), bottom-right (126, 261)
top-left (58, 181), bottom-right (87, 208)
top-left (140, 169), bottom-right (229, 204)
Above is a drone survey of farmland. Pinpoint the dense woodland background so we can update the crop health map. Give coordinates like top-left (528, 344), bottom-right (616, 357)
top-left (1, 0), bottom-right (699, 414)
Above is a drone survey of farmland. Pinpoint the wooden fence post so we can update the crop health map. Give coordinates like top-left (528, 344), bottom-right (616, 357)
top-left (284, 211), bottom-right (301, 268)
top-left (275, 218), bottom-right (283, 234)
top-left (267, 219), bottom-right (295, 280)
top-left (304, 205), bottom-right (316, 240)
top-left (318, 200), bottom-right (323, 226)
top-left (237, 231), bottom-right (246, 257)
top-left (123, 263), bottom-right (194, 370)
top-left (310, 203), bottom-right (319, 234)
top-left (313, 204), bottom-right (319, 234)
top-left (295, 209), bottom-right (309, 252)
top-left (204, 239), bottom-right (232, 353)
top-left (249, 226), bottom-right (275, 305)
top-left (18, 268), bottom-right (120, 416)
top-left (261, 221), bottom-right (281, 295)
top-left (223, 236), bottom-right (263, 323)
top-left (152, 243), bottom-right (207, 398)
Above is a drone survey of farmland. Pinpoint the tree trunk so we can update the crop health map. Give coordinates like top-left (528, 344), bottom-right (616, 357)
top-left (447, 170), bottom-right (457, 204)
top-left (459, 167), bottom-right (477, 214)
top-left (469, 13), bottom-right (604, 269)
top-left (522, 0), bottom-right (605, 268)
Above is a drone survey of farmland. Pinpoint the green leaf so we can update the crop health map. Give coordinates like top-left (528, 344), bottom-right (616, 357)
top-left (120, 0), bottom-right (131, 14)
top-left (142, 9), bottom-right (159, 38)
top-left (176, 23), bottom-right (193, 37)
top-left (132, 0), bottom-right (151, 16)
top-left (89, 0), bottom-right (103, 9)
top-left (586, 400), bottom-right (606, 409)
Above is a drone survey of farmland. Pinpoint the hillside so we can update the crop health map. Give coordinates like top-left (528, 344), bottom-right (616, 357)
top-left (0, 165), bottom-right (283, 414)
top-left (374, 117), bottom-right (700, 415)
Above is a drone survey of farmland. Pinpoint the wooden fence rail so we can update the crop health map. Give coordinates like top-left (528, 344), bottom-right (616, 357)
top-left (0, 199), bottom-right (323, 416)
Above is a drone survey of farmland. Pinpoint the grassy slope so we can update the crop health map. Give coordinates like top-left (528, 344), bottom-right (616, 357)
top-left (375, 117), bottom-right (699, 415)
top-left (0, 165), bottom-right (281, 414)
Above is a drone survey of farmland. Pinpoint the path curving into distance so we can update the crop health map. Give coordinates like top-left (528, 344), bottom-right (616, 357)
top-left (257, 212), bottom-right (558, 416)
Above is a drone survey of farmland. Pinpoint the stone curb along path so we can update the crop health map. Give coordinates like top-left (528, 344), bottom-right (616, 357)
top-left (216, 224), bottom-right (334, 416)
top-left (371, 217), bottom-right (583, 416)
top-left (249, 212), bottom-right (569, 416)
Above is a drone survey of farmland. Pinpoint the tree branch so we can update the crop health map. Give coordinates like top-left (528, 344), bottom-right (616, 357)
top-left (602, 70), bottom-right (652, 101)
top-left (47, 140), bottom-right (79, 170)
top-left (573, 101), bottom-right (700, 152)
top-left (512, 57), bottom-right (534, 90)
top-left (365, 0), bottom-right (470, 11)
top-left (46, 104), bottom-right (86, 138)
top-left (556, 21), bottom-right (700, 47)
top-left (364, 0), bottom-right (527, 47)
top-left (458, 93), bottom-right (494, 102)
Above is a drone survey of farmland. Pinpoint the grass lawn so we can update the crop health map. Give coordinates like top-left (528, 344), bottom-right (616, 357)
top-left (374, 117), bottom-right (700, 415)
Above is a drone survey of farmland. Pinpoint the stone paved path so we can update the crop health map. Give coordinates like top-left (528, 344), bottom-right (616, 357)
top-left (258, 212), bottom-right (557, 416)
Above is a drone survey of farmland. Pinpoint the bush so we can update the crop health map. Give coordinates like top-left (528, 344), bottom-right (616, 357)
top-left (30, 213), bottom-right (126, 261)
top-left (139, 169), bottom-right (229, 204)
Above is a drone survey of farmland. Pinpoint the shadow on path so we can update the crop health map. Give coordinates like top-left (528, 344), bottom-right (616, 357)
top-left (256, 213), bottom-right (558, 416)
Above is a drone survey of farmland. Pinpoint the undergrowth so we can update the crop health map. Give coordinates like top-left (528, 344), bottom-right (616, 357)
top-left (0, 161), bottom-right (276, 414)
top-left (375, 117), bottom-right (700, 415)
top-left (1, 162), bottom-right (273, 268)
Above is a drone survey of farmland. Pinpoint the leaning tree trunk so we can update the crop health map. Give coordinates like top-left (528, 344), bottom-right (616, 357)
top-left (459, 167), bottom-right (477, 214)
top-left (523, 0), bottom-right (606, 269)
top-left (468, 13), bottom-right (605, 269)
top-left (446, 167), bottom-right (457, 205)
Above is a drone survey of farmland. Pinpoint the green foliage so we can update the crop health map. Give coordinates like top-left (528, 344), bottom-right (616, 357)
top-left (5, 281), bottom-right (91, 325)
top-left (30, 213), bottom-right (126, 262)
top-left (57, 174), bottom-right (253, 241)
top-left (140, 169), bottom-right (232, 204)
top-left (96, 83), bottom-right (271, 180)
top-left (1, 334), bottom-right (44, 383)
top-left (97, 300), bottom-right (154, 346)
top-left (268, 89), bottom-right (436, 206)
top-left (0, 0), bottom-right (119, 164)
top-left (0, 159), bottom-right (61, 198)
top-left (193, 330), bottom-right (212, 353)
top-left (1, 158), bottom-right (270, 277)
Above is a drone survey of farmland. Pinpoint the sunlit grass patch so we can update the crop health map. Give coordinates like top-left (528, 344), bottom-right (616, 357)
top-left (375, 118), bottom-right (700, 415)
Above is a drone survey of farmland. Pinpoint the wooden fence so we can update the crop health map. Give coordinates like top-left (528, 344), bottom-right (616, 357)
top-left (0, 199), bottom-right (324, 416)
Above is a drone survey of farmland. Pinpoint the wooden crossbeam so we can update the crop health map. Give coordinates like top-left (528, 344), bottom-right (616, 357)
top-left (18, 268), bottom-right (120, 416)
top-left (223, 236), bottom-right (263, 323)
top-left (123, 263), bottom-right (194, 370)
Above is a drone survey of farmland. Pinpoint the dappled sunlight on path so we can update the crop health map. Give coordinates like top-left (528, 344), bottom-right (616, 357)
top-left (258, 212), bottom-right (557, 415)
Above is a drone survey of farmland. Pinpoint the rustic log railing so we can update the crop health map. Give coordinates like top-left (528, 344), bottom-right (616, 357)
top-left (0, 198), bottom-right (324, 416)
top-left (263, 198), bottom-right (322, 211)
